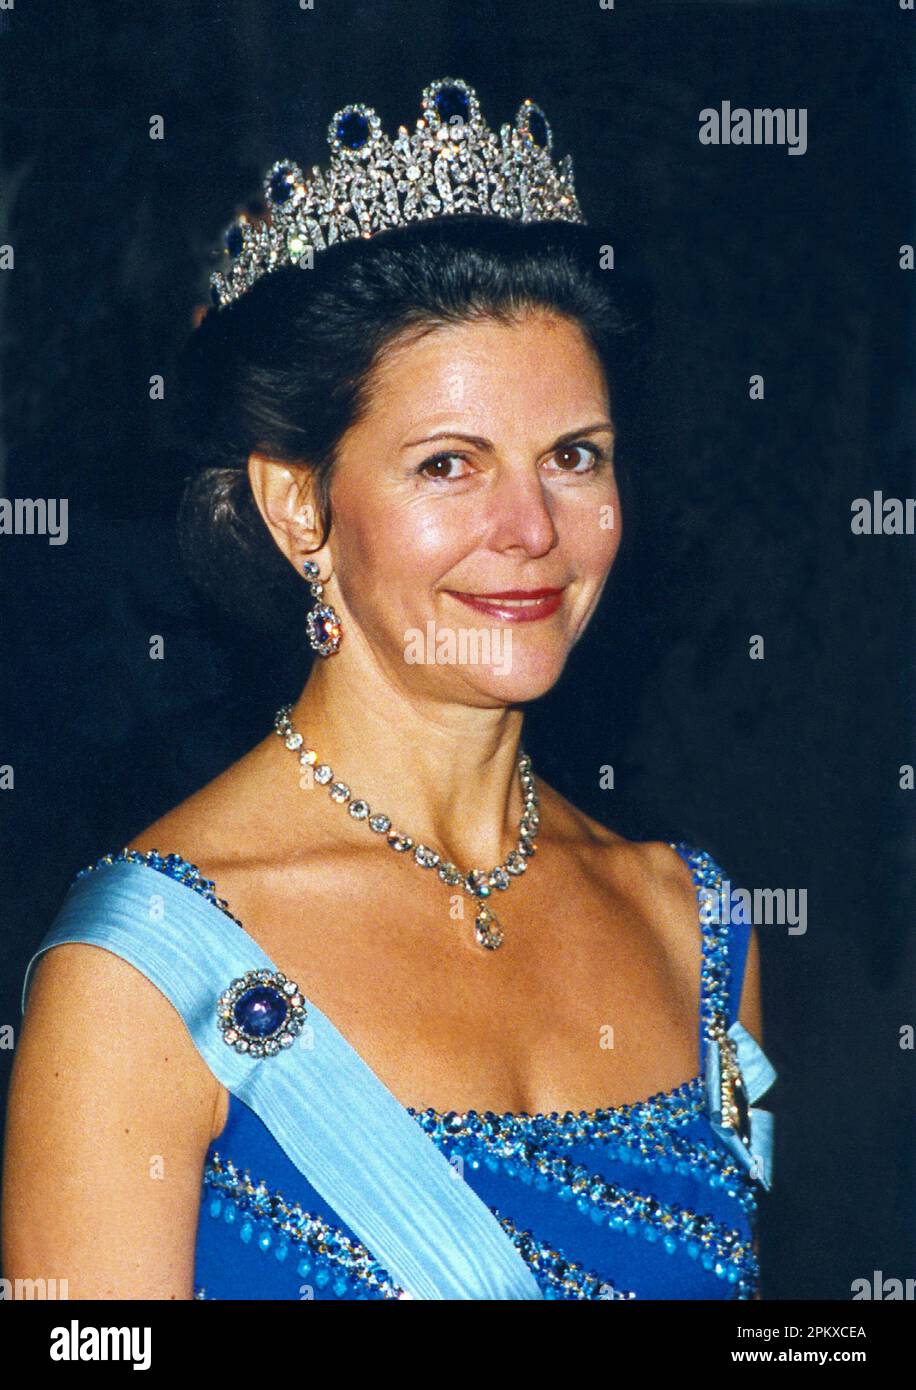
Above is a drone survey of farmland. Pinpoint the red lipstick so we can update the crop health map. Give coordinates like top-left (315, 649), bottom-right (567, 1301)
top-left (444, 587), bottom-right (566, 622)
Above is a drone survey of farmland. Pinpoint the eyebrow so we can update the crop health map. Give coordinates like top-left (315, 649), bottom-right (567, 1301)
top-left (400, 421), bottom-right (615, 451)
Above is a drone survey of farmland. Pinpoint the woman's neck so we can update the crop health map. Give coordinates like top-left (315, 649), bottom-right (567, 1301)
top-left (283, 656), bottom-right (529, 871)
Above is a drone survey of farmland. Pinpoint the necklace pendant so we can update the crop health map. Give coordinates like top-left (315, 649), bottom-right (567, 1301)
top-left (474, 904), bottom-right (504, 950)
top-left (273, 707), bottom-right (538, 957)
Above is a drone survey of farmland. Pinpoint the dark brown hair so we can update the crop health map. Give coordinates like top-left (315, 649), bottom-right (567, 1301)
top-left (172, 214), bottom-right (643, 641)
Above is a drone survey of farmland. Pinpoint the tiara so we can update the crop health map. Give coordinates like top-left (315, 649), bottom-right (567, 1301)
top-left (207, 76), bottom-right (586, 311)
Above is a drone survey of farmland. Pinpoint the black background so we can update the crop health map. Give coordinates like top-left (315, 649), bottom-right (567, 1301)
top-left (0, 0), bottom-right (913, 1300)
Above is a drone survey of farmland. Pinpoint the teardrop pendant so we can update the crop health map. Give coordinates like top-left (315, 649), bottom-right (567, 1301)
top-left (474, 904), bottom-right (504, 950)
top-left (273, 705), bottom-right (538, 956)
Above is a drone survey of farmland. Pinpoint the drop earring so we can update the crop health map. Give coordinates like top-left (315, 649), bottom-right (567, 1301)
top-left (303, 559), bottom-right (342, 656)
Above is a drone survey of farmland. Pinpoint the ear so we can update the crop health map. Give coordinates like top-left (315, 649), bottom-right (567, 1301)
top-left (247, 452), bottom-right (330, 574)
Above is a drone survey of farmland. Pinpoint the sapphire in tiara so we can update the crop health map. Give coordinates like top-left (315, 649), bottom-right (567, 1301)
top-left (217, 969), bottom-right (308, 1059)
top-left (208, 77), bottom-right (585, 311)
top-left (336, 109), bottom-right (371, 150)
top-left (225, 224), bottom-right (244, 257)
top-left (268, 165), bottom-right (297, 204)
top-left (434, 84), bottom-right (470, 125)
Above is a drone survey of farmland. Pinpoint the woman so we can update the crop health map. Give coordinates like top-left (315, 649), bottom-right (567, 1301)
top-left (2, 79), bottom-right (775, 1300)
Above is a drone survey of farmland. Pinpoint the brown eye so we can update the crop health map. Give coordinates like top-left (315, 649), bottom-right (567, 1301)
top-left (417, 452), bottom-right (469, 480)
top-left (549, 443), bottom-right (602, 472)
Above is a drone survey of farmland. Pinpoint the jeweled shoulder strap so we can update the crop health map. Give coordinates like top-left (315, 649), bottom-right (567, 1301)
top-left (21, 856), bottom-right (543, 1300)
top-left (669, 840), bottom-right (778, 1190)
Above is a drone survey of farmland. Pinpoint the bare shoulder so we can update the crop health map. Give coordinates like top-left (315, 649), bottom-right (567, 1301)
top-left (536, 781), bottom-right (704, 993)
top-left (20, 938), bottom-right (217, 1105)
top-left (18, 919), bottom-right (225, 1149)
top-left (126, 732), bottom-right (278, 880)
top-left (537, 780), bottom-right (697, 904)
top-left (125, 729), bottom-right (356, 937)
top-left (6, 937), bottom-right (222, 1296)
top-left (2, 739), bottom-right (271, 1294)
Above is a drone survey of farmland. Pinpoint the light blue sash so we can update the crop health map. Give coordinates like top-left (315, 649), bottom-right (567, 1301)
top-left (20, 859), bottom-right (543, 1301)
top-left (705, 1020), bottom-right (777, 1190)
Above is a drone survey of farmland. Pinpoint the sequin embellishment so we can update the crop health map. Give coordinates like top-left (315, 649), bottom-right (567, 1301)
top-left (75, 847), bottom-right (243, 924)
top-left (406, 1090), bottom-right (759, 1217)
top-left (204, 1155), bottom-right (401, 1298)
top-left (202, 1154), bottom-right (638, 1300)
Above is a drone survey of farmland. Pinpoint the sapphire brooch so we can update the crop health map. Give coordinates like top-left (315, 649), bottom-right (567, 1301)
top-left (217, 969), bottom-right (308, 1058)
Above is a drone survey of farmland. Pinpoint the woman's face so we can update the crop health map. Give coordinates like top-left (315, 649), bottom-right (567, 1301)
top-left (323, 309), bottom-right (622, 706)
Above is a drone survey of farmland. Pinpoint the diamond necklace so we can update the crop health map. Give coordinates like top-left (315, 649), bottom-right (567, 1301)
top-left (273, 704), bottom-right (539, 950)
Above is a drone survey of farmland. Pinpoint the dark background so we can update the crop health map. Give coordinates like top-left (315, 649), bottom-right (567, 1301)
top-left (0, 0), bottom-right (913, 1300)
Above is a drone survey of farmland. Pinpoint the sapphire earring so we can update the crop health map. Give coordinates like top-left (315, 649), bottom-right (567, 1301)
top-left (303, 559), bottom-right (342, 657)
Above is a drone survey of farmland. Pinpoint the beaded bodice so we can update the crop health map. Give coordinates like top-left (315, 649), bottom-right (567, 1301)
top-left (65, 839), bottom-right (774, 1300)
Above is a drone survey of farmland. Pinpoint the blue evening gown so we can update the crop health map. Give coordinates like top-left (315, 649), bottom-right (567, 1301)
top-left (20, 840), bottom-right (775, 1300)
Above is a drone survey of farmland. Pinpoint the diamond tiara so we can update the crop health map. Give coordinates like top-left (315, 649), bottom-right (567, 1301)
top-left (207, 76), bottom-right (586, 311)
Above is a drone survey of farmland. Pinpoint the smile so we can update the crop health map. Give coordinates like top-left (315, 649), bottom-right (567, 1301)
top-left (443, 588), bottom-right (566, 623)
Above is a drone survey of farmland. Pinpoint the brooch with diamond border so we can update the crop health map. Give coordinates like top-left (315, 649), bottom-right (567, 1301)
top-left (217, 969), bottom-right (308, 1058)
